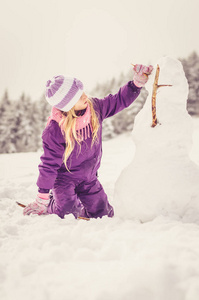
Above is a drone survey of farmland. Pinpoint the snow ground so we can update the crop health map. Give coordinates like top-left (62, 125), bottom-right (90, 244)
top-left (0, 118), bottom-right (199, 300)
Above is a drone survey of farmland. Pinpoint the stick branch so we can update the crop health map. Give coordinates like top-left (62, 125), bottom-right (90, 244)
top-left (151, 65), bottom-right (172, 127)
top-left (151, 65), bottom-right (160, 127)
top-left (16, 201), bottom-right (26, 208)
top-left (158, 84), bottom-right (172, 88)
top-left (16, 201), bottom-right (90, 220)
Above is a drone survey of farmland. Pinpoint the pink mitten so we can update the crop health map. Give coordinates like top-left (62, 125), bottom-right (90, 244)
top-left (133, 64), bottom-right (153, 87)
top-left (23, 193), bottom-right (50, 216)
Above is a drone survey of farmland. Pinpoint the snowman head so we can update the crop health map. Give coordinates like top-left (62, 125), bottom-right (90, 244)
top-left (145, 56), bottom-right (189, 108)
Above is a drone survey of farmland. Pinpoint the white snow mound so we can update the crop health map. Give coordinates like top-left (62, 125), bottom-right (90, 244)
top-left (114, 56), bottom-right (199, 223)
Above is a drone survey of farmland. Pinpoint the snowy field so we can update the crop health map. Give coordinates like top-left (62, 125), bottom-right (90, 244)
top-left (0, 117), bottom-right (199, 300)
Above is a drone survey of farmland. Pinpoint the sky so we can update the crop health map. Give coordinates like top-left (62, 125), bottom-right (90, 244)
top-left (0, 0), bottom-right (199, 101)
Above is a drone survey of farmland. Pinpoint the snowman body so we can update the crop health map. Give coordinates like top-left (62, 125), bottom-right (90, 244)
top-left (114, 57), bottom-right (199, 223)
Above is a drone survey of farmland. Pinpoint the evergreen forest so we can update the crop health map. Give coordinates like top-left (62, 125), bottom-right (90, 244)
top-left (0, 52), bottom-right (199, 153)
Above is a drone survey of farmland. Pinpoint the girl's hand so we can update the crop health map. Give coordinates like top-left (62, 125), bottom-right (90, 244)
top-left (133, 64), bottom-right (153, 87)
top-left (23, 193), bottom-right (50, 216)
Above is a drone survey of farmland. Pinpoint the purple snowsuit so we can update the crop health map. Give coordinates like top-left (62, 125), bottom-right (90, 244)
top-left (37, 81), bottom-right (141, 219)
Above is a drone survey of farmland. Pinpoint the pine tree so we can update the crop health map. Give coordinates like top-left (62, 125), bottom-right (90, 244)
top-left (0, 90), bottom-right (17, 153)
top-left (36, 94), bottom-right (51, 127)
top-left (180, 51), bottom-right (199, 116)
top-left (31, 100), bottom-right (43, 150)
top-left (0, 90), bottom-right (10, 116)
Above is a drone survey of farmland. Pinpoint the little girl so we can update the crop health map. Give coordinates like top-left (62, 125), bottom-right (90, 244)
top-left (23, 64), bottom-right (153, 219)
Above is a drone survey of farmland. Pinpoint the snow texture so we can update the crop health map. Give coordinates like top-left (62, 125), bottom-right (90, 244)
top-left (114, 57), bottom-right (199, 223)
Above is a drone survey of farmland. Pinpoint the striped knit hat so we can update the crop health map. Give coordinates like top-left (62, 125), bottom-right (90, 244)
top-left (45, 75), bottom-right (84, 112)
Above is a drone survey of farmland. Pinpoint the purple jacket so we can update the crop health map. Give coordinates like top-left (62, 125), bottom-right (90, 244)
top-left (37, 81), bottom-right (141, 190)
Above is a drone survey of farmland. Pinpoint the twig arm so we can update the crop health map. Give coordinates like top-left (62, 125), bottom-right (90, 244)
top-left (158, 84), bottom-right (172, 88)
top-left (151, 66), bottom-right (172, 127)
top-left (151, 65), bottom-right (160, 127)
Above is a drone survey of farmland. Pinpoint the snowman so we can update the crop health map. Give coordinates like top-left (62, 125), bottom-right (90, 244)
top-left (114, 56), bottom-right (199, 223)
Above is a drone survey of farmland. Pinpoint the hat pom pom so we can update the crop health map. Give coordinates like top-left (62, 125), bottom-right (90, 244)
top-left (46, 80), bottom-right (51, 87)
top-left (74, 78), bottom-right (83, 90)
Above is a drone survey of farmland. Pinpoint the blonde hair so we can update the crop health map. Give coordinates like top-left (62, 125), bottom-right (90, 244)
top-left (59, 99), bottom-right (99, 171)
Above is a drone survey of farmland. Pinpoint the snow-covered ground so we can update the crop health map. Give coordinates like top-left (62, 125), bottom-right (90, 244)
top-left (0, 117), bottom-right (199, 300)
